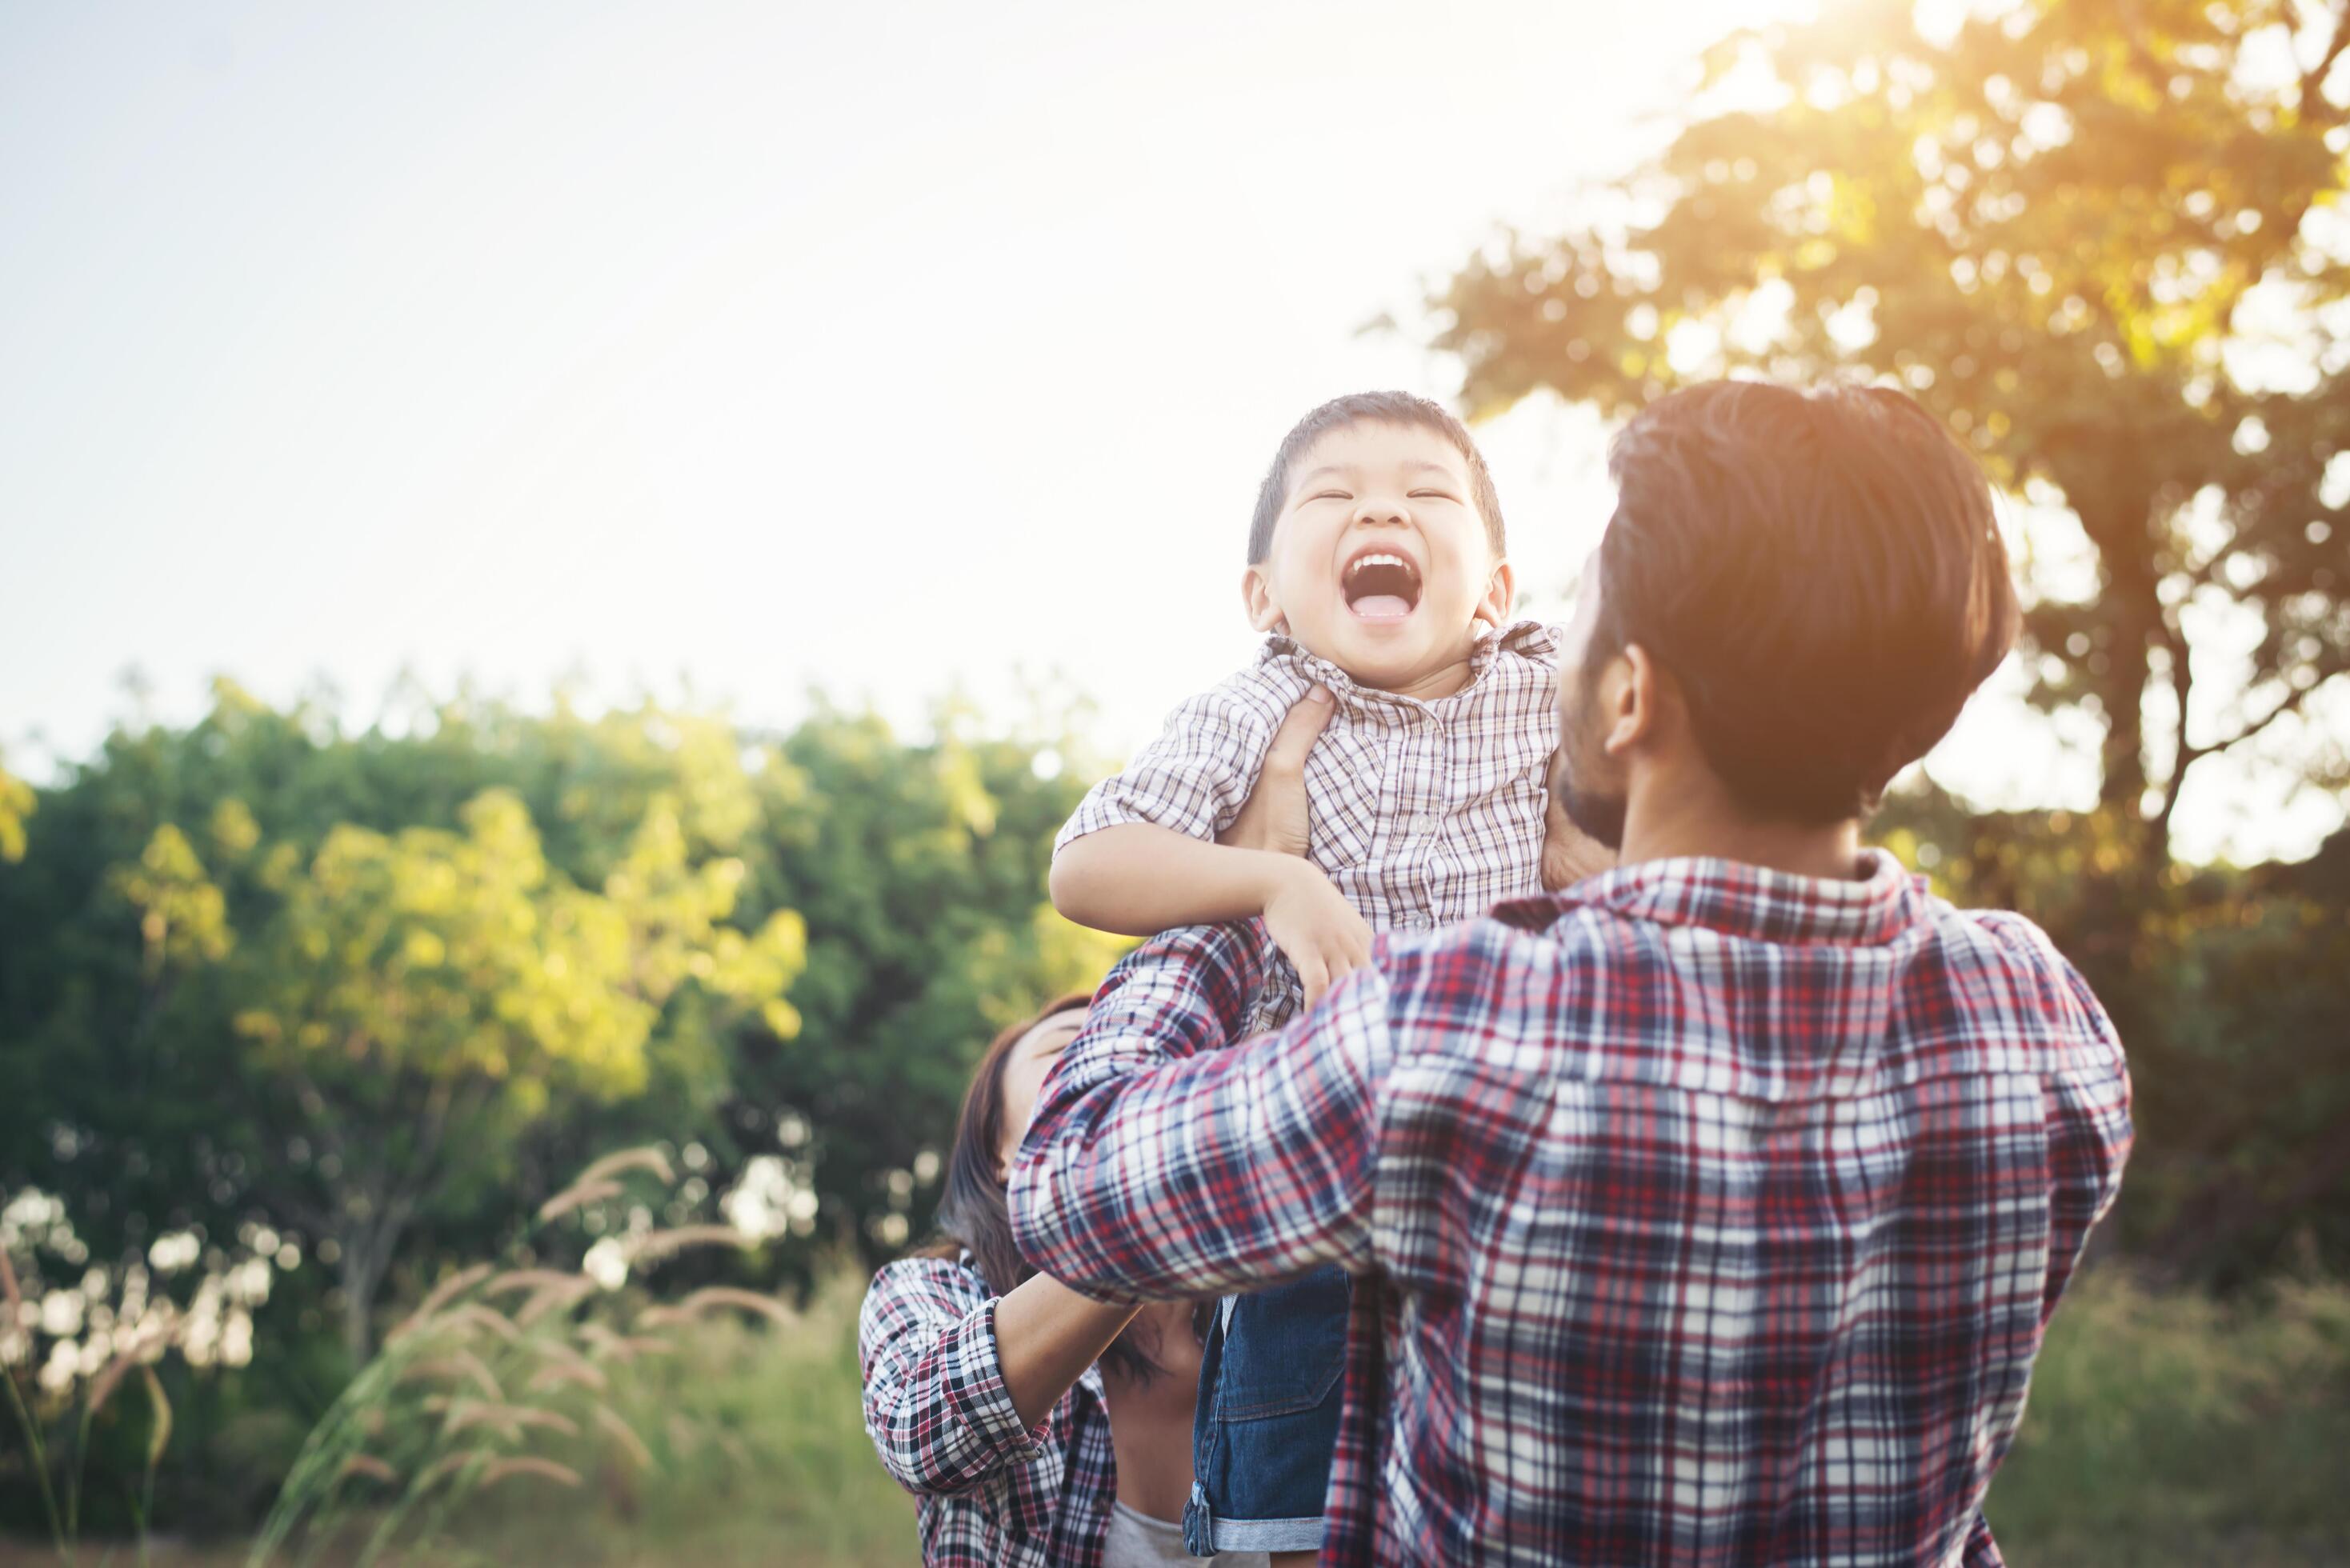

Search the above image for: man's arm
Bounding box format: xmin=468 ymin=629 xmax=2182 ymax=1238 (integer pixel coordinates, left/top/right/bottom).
xmin=1007 ymin=919 xmax=1390 ymax=1302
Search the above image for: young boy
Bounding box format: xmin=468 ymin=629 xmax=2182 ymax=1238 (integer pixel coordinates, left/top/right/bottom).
xmin=1050 ymin=390 xmax=1595 ymax=1560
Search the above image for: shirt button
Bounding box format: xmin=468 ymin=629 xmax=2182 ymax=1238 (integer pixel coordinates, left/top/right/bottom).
xmin=1412 ymin=813 xmax=1441 ymax=835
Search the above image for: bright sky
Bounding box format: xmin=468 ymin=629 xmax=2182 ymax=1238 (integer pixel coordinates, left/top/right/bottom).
xmin=2 ymin=0 xmax=2338 ymax=864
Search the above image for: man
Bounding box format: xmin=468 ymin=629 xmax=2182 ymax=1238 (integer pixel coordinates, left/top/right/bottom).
xmin=1009 ymin=381 xmax=2132 ymax=1565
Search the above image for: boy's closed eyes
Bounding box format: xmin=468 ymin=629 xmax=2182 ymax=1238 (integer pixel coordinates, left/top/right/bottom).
xmin=1239 ymin=422 xmax=1515 ymax=704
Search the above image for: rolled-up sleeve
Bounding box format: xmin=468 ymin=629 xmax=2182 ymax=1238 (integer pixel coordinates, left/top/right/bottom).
xmin=1054 ymin=679 xmax=1281 ymax=854
xmin=1008 ymin=919 xmax=1385 ymax=1303
xmin=857 ymin=1257 xmax=1047 ymax=1498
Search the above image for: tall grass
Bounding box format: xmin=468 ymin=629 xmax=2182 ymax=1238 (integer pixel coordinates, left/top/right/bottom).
xmin=226 ymin=1147 xmax=2350 ymax=1568
xmin=246 ymin=1150 xmax=919 ymax=1568
xmin=410 ymin=1274 xmax=917 ymax=1568
xmin=1987 ymin=1269 xmax=2350 ymax=1564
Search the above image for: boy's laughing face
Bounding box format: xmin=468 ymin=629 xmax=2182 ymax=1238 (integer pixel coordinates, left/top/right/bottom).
xmin=1243 ymin=420 xmax=1513 ymax=698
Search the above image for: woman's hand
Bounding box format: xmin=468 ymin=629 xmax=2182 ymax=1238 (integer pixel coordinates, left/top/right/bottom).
xmin=1218 ymin=685 xmax=1335 ymax=859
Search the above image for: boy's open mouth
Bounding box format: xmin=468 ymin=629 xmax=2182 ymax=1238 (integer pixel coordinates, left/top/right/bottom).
xmin=1343 ymin=549 xmax=1422 ymax=622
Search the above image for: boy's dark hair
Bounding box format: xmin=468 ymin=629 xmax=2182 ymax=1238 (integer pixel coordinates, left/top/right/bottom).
xmin=1248 ymin=390 xmax=1507 ymax=563
xmin=1591 ymin=380 xmax=2020 ymax=822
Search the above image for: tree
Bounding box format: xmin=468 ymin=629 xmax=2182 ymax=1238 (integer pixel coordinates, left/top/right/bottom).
xmin=0 ymin=686 xmax=805 ymax=1360
xmin=726 ymin=702 xmax=1127 ymax=1272
xmin=0 ymin=682 xmax=1119 ymax=1352
xmin=205 ymin=790 xmax=802 ymax=1358
xmin=0 ymin=746 xmax=30 ymax=863
xmin=1434 ymin=0 xmax=2350 ymax=862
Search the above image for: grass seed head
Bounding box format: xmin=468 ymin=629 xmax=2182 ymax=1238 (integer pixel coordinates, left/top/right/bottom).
xmin=479 ymin=1455 xmax=583 ymax=1490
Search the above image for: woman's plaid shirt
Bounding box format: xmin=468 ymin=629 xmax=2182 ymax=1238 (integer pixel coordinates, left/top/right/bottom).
xmin=1010 ymin=852 xmax=2133 ymax=1566
xmin=1055 ymin=619 xmax=1559 ymax=1031
xmin=857 ymin=1253 xmax=1117 ymax=1567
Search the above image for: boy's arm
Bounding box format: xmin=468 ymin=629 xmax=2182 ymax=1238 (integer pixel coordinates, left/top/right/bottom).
xmin=1051 ymin=826 xmax=1372 ymax=1004
xmin=1051 ymin=689 xmax=1371 ymax=1004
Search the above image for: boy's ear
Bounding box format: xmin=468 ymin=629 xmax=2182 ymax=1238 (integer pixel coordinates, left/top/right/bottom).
xmin=1242 ymin=566 xmax=1287 ymax=634
xmin=1475 ymin=559 xmax=1517 ymax=630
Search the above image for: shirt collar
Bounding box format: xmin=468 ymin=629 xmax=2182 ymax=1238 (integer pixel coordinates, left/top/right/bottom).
xmin=1492 ymin=848 xmax=1927 ymax=948
xmin=1258 ymin=618 xmax=1556 ymax=708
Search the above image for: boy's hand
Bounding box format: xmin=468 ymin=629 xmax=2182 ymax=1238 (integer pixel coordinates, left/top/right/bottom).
xmin=1540 ymin=748 xmax=1617 ymax=890
xmin=1261 ymin=857 xmax=1374 ymax=1008
xmin=1217 ymin=685 xmax=1335 ymax=860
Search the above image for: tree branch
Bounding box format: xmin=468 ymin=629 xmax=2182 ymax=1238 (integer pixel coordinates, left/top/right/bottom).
xmin=2301 ymin=0 xmax=2350 ymax=121
xmin=2181 ymin=667 xmax=2342 ymax=770
xmin=2153 ymin=618 xmax=2199 ymax=842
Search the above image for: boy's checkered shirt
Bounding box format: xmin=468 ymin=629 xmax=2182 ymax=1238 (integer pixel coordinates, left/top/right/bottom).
xmin=1055 ymin=617 xmax=1559 ymax=1029
xmin=1011 ymin=851 xmax=2134 ymax=1566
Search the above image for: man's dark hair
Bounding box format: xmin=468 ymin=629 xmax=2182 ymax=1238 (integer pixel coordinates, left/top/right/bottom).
xmin=1591 ymin=380 xmax=2020 ymax=822
xmin=1248 ymin=390 xmax=1507 ymax=563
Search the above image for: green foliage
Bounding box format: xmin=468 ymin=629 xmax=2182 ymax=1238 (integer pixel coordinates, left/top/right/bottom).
xmin=0 ymin=747 xmax=36 ymax=865
xmin=1435 ymin=0 xmax=2350 ymax=852
xmin=1987 ymin=1269 xmax=2350 ymax=1562
xmin=737 ymin=703 xmax=1126 ymax=1273
xmin=0 ymin=680 xmax=1115 ymax=1534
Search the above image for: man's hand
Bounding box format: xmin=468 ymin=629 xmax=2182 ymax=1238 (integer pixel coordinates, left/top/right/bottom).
xmin=1539 ymin=748 xmax=1616 ymax=890
xmin=1219 ymin=686 xmax=1367 ymax=1004
xmin=1218 ymin=685 xmax=1335 ymax=859
xmin=1261 ymin=856 xmax=1374 ymax=1007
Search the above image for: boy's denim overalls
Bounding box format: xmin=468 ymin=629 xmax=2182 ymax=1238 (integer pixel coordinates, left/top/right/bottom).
xmin=1183 ymin=1264 xmax=1351 ymax=1555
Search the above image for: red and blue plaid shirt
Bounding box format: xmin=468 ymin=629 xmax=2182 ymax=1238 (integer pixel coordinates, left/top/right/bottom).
xmin=1011 ymin=851 xmax=2132 ymax=1566
xmin=858 ymin=1253 xmax=1119 ymax=1567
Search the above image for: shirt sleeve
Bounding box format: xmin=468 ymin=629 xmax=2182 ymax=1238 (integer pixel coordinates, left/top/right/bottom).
xmin=2037 ymin=954 xmax=2134 ymax=1324
xmin=856 ymin=1256 xmax=1052 ymax=1498
xmin=1007 ymin=918 xmax=1388 ymax=1302
xmin=1980 ymin=913 xmax=2135 ymax=1324
xmin=1053 ymin=674 xmax=1287 ymax=855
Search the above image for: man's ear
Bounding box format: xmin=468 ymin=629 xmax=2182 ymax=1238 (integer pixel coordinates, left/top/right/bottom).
xmin=1600 ymin=642 xmax=1666 ymax=758
xmin=1475 ymin=559 xmax=1517 ymax=630
xmin=1242 ymin=565 xmax=1287 ymax=634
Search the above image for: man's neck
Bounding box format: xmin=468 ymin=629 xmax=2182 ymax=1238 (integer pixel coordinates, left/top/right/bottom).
xmin=1615 ymin=776 xmax=1866 ymax=882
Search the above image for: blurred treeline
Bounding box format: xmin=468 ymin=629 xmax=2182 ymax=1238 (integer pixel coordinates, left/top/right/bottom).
xmin=0 ymin=688 xmax=1123 ymax=1534
xmin=1 ymin=678 xmax=2342 ymax=1541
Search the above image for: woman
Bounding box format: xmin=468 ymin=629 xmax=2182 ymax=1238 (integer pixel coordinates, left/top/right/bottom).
xmin=860 ymin=694 xmax=1342 ymax=1566
xmin=859 ymin=993 xmax=1266 ymax=1567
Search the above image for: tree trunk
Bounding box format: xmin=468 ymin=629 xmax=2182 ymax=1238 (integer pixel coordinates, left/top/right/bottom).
xmin=2076 ymin=488 xmax=2167 ymax=866
xmin=338 ymin=1232 xmax=379 ymax=1364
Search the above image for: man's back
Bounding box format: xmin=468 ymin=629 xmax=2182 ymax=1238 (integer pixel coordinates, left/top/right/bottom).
xmin=1343 ymin=852 xmax=2129 ymax=1563
xmin=1011 ymin=851 xmax=2132 ymax=1565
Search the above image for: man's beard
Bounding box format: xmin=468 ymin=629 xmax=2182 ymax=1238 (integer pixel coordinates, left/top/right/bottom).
xmin=1554 ymin=678 xmax=1629 ymax=852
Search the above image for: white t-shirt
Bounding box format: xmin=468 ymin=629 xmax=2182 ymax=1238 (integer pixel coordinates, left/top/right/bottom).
xmin=1100 ymin=1500 xmax=1272 ymax=1568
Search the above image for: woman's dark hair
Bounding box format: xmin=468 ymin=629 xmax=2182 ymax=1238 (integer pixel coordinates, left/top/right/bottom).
xmin=922 ymin=992 xmax=1171 ymax=1382
xmin=1590 ymin=380 xmax=2021 ymax=822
